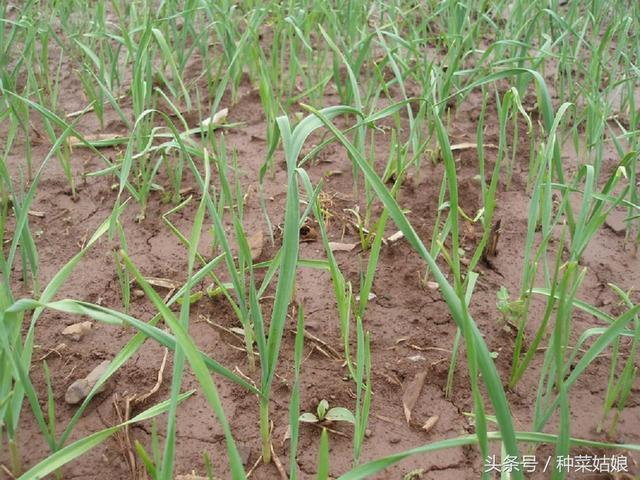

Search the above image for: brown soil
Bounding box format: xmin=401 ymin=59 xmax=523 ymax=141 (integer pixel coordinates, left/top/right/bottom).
xmin=2 ymin=43 xmax=640 ymax=480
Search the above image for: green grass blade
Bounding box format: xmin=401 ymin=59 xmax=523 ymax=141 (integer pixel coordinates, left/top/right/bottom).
xmin=316 ymin=428 xmax=330 ymax=480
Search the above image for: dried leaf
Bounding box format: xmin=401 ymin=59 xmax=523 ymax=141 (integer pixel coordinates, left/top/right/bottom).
xmin=386 ymin=231 xmax=404 ymax=243
xmin=402 ymin=370 xmax=428 ymax=424
xmin=407 ymin=354 xmax=426 ymax=362
xmin=373 ymin=413 xmax=404 ymax=427
xmin=482 ymin=219 xmax=502 ymax=263
xmin=425 ymin=281 xmax=439 ymax=290
xmin=201 ymin=108 xmax=228 ymax=129
xmin=176 ymin=473 xmax=221 ymax=480
xmin=282 ymin=424 xmax=292 ymax=444
xmin=247 ymin=230 xmax=264 ymax=261
xmin=142 ymin=277 xmax=179 ymax=289
xmin=355 ymin=292 xmax=376 ymax=302
xmin=450 ymin=142 xmax=498 ymax=151
xmin=133 ymin=348 xmax=168 ymax=405
xmin=328 ymin=241 xmax=357 ymax=252
xmin=421 ymin=415 xmax=439 ymax=433
xmin=229 ymin=327 xmax=245 ymax=336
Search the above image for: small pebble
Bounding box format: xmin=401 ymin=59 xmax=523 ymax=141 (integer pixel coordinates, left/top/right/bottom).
xmin=61 ymin=321 xmax=93 ymax=341
xmin=65 ymin=360 xmax=110 ymax=404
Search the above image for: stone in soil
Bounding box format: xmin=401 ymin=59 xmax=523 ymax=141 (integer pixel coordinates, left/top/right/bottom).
xmin=65 ymin=360 xmax=110 ymax=405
